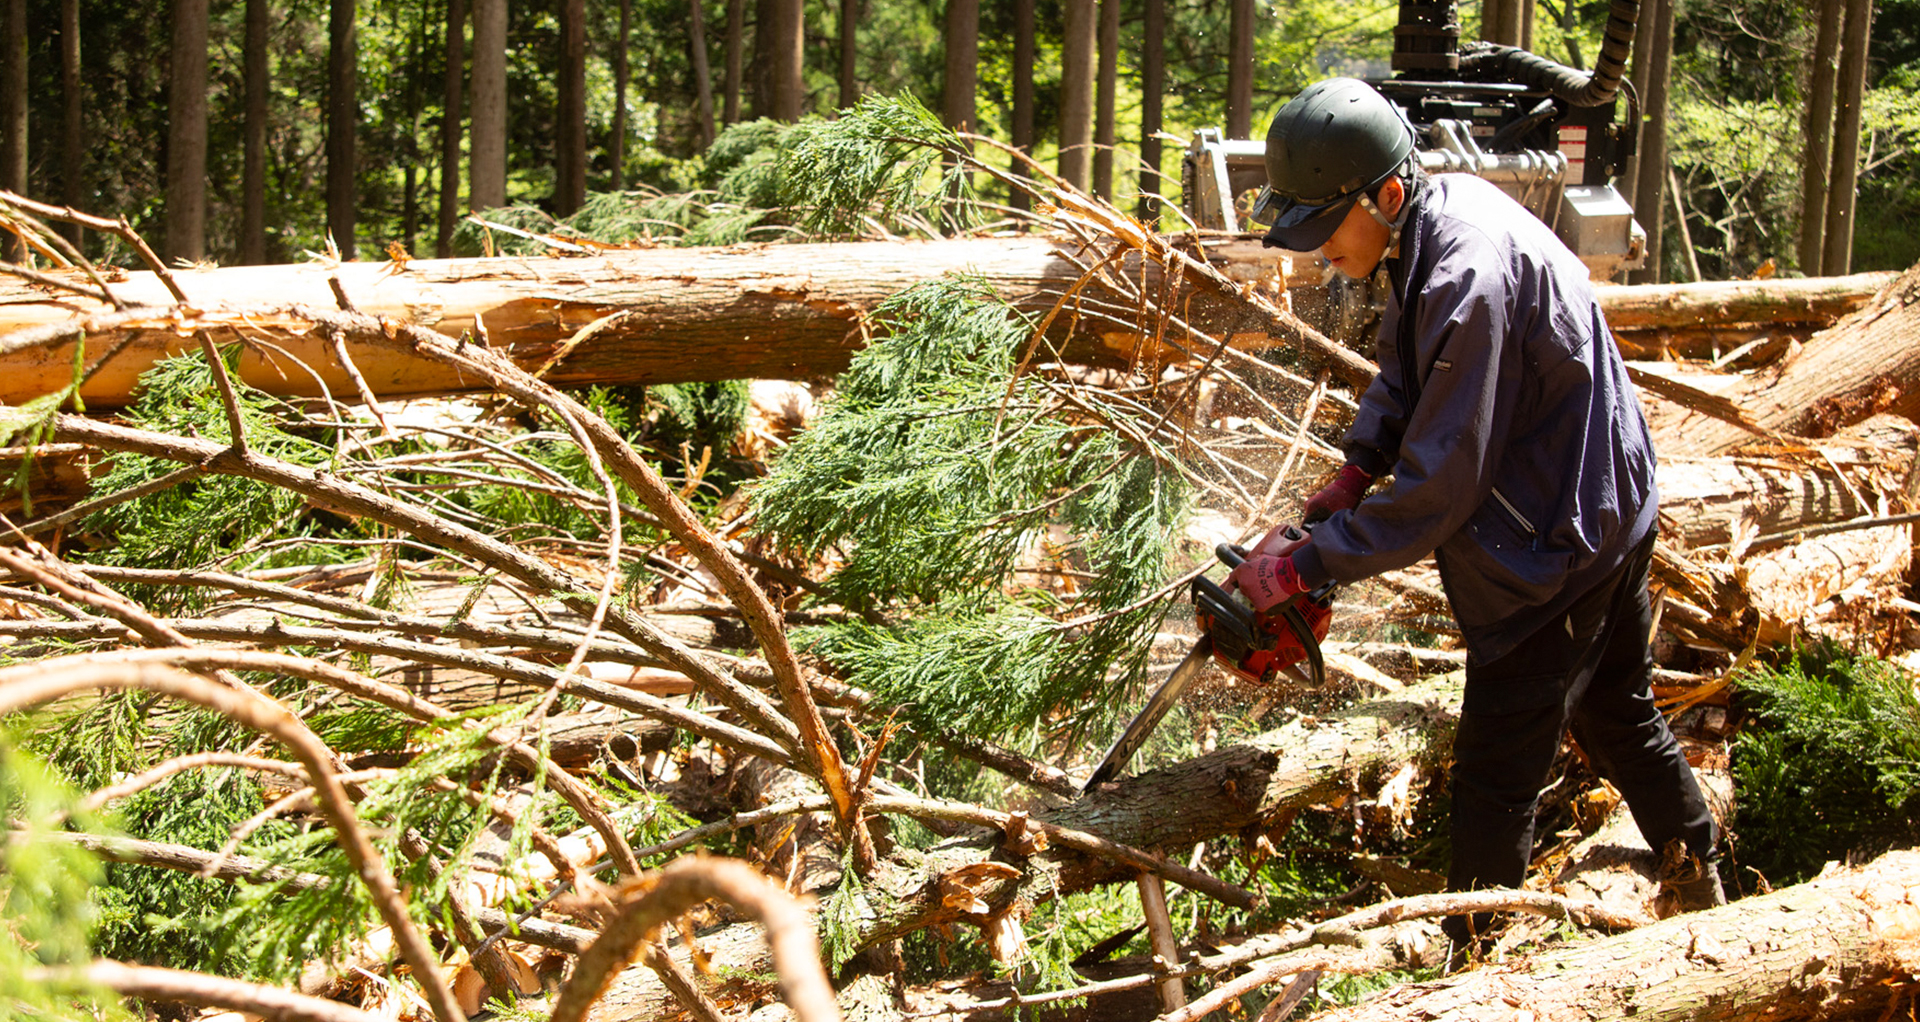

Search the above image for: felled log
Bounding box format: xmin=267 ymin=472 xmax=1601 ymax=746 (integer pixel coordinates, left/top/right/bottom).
xmin=0 ymin=237 xmax=1343 ymax=407
xmin=1312 ymin=848 xmax=1920 ymax=1022
xmin=1599 ymin=271 xmax=1895 ymax=331
xmin=1648 ymin=260 xmax=1920 ymax=456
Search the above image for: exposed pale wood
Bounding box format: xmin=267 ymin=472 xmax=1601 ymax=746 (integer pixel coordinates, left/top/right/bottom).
xmin=1648 ymin=262 xmax=1920 ymax=456
xmin=1313 ymin=849 xmax=1920 ymax=1022
xmin=0 ymin=238 xmax=1331 ymax=408
xmin=1598 ymin=271 xmax=1894 ymax=330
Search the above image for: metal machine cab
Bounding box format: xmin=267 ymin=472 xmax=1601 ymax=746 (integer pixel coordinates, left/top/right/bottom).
xmin=1182 ymin=0 xmax=1648 ymax=283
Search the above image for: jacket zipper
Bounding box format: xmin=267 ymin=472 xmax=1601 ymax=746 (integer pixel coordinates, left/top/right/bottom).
xmin=1490 ymin=487 xmax=1537 ymax=537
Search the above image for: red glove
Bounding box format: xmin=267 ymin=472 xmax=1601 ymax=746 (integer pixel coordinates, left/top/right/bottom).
xmin=1229 ymin=551 xmax=1311 ymax=614
xmin=1303 ymin=463 xmax=1374 ymax=525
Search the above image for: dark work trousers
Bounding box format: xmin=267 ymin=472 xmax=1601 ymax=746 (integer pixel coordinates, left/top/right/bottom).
xmin=1445 ymin=531 xmax=1716 ymax=938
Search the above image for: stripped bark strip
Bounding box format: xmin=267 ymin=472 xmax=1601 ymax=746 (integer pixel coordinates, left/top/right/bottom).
xmin=0 ymin=661 xmax=468 ymax=1022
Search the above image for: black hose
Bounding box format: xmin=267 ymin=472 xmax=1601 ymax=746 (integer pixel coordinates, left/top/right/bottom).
xmin=1457 ymin=0 xmax=1641 ymax=107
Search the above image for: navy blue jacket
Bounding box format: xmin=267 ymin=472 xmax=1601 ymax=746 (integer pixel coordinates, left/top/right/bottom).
xmin=1290 ymin=173 xmax=1659 ymax=663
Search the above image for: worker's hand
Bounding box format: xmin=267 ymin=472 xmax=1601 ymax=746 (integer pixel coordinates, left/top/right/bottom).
xmin=1229 ymin=552 xmax=1311 ymax=614
xmin=1302 ymin=463 xmax=1374 ymax=525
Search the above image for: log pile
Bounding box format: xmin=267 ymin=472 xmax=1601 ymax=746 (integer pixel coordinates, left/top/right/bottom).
xmin=4 ymin=180 xmax=1920 ymax=1022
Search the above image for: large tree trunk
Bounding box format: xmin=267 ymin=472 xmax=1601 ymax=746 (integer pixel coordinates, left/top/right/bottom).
xmin=1798 ymin=0 xmax=1845 ymax=276
xmin=1009 ymin=0 xmax=1036 ymax=213
xmin=59 ymin=0 xmax=82 ymax=249
xmin=1225 ymin=0 xmax=1253 ymax=139
xmin=0 ymin=237 xmax=1341 ymax=407
xmin=326 ymin=0 xmax=357 ymax=259
xmin=723 ymin=0 xmax=743 ymax=124
xmin=241 ymin=0 xmax=269 ymax=265
xmin=942 ymin=0 xmax=978 ymax=132
xmin=168 ymin=0 xmax=211 ymax=264
xmin=1627 ymin=0 xmax=1671 ymax=285
xmin=1137 ymin=0 xmax=1163 ymax=221
xmin=1092 ymin=0 xmax=1117 ymax=199
xmin=609 ymin=0 xmax=629 ymax=188
xmin=437 ymin=0 xmax=466 ymax=256
xmin=1316 ymin=849 xmax=1920 ymax=1022
xmin=754 ymin=0 xmax=803 ymax=121
xmin=837 ymin=0 xmax=857 ymax=109
xmin=0 ymin=0 xmax=24 ymax=254
xmin=557 ymin=0 xmax=588 ymax=215
xmin=1822 ymin=0 xmax=1874 ymax=277
xmin=1645 ymin=263 xmax=1920 ymax=457
xmin=688 ymin=0 xmax=717 ymax=148
xmin=469 ymin=0 xmax=507 ymax=213
xmin=1058 ymin=0 xmax=1095 ymax=190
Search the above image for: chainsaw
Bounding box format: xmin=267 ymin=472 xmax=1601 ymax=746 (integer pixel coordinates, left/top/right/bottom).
xmin=1082 ymin=528 xmax=1336 ymax=791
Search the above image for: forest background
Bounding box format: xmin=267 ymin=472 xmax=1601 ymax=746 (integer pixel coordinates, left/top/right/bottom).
xmin=0 ymin=0 xmax=1918 ymax=284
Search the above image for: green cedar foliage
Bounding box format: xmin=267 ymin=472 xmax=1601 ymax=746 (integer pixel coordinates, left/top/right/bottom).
xmin=753 ymin=279 xmax=1189 ymax=737
xmin=1731 ymin=643 xmax=1920 ymax=887
xmin=0 ymin=735 xmax=123 ymax=1019
xmin=79 ymin=348 xmax=338 ymax=584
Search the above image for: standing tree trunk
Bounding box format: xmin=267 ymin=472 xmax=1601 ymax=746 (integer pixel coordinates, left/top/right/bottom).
xmin=1797 ymin=0 xmax=1844 ymax=276
xmin=838 ymin=0 xmax=857 ymax=109
xmin=943 ymin=0 xmax=978 ymax=131
xmin=1225 ymin=0 xmax=1253 ymax=138
xmin=611 ymin=0 xmax=630 ymax=187
xmin=59 ymin=0 xmax=82 ymax=248
xmin=1058 ymin=0 xmax=1095 ymax=190
xmin=1092 ymin=0 xmax=1117 ymax=199
xmin=556 ymin=0 xmax=587 ymax=215
xmin=469 ymin=0 xmax=507 ymax=213
xmin=326 ymin=0 xmax=357 ymax=259
xmin=754 ymin=0 xmax=803 ymax=121
xmin=724 ymin=0 xmax=743 ymax=124
xmin=689 ymin=0 xmax=717 ymax=147
xmin=168 ymin=0 xmax=211 ymax=263
xmin=0 ymin=0 xmax=25 ymax=263
xmin=1009 ymin=0 xmax=1035 ymax=213
xmin=1627 ymin=0 xmax=1671 ymax=286
xmin=1137 ymin=0 xmax=1163 ymax=220
xmin=437 ymin=0 xmax=466 ymax=255
xmin=1617 ymin=0 xmax=1657 ymax=208
xmin=1822 ymin=0 xmax=1873 ymax=277
xmin=242 ymin=0 xmax=268 ymax=264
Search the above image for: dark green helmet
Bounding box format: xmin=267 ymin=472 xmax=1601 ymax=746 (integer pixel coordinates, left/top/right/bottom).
xmin=1257 ymin=78 xmax=1417 ymax=251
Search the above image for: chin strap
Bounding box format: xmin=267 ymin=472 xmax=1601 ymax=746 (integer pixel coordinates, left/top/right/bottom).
xmin=1354 ymin=183 xmax=1414 ymax=262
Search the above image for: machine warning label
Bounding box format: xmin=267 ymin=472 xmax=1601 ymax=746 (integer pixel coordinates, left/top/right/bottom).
xmin=1558 ymin=125 xmax=1589 ymax=182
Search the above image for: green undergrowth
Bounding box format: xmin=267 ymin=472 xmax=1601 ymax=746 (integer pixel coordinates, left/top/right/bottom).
xmin=1730 ymin=642 xmax=1920 ymax=891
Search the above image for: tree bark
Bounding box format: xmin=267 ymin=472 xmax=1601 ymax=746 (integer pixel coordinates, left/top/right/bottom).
xmin=1821 ymin=0 xmax=1873 ymax=277
xmin=1 ymin=0 xmax=27 ymax=261
xmin=608 ymin=0 xmax=629 ymax=189
xmin=1009 ymin=0 xmax=1036 ymax=213
xmin=1225 ymin=0 xmax=1254 ymax=139
xmin=242 ymin=0 xmax=269 ymax=264
xmin=557 ymin=0 xmax=588 ymax=215
xmin=1058 ymin=0 xmax=1095 ymax=190
xmin=943 ymin=0 xmax=978 ymax=132
xmin=1315 ymin=849 xmax=1920 ymax=1022
xmin=1601 ymin=271 xmax=1896 ymax=331
xmin=59 ymin=0 xmax=82 ymax=248
xmin=167 ymin=0 xmax=211 ymax=264
xmin=1093 ymin=0 xmax=1118 ymax=198
xmin=754 ymin=0 xmax=804 ymax=121
xmin=326 ymin=0 xmax=357 ymax=260
xmin=723 ymin=0 xmax=743 ymax=124
xmin=1797 ymin=0 xmax=1844 ymax=276
xmin=1137 ymin=0 xmax=1164 ymax=221
xmin=837 ymin=0 xmax=857 ymax=109
xmin=1644 ymin=261 xmax=1920 ymax=457
xmin=1617 ymin=0 xmax=1658 ymax=209
xmin=437 ymin=0 xmax=466 ymax=256
xmin=1627 ymin=0 xmax=1671 ymax=285
xmin=688 ymin=0 xmax=717 ymax=148
xmin=0 ymin=236 xmax=1340 ymax=407
xmin=469 ymin=0 xmax=507 ymax=213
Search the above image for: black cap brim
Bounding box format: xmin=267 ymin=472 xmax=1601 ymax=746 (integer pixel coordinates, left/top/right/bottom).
xmin=1260 ymin=196 xmax=1353 ymax=252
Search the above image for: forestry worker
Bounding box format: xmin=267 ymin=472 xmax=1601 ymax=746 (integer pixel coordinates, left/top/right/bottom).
xmin=1227 ymin=77 xmax=1726 ymax=947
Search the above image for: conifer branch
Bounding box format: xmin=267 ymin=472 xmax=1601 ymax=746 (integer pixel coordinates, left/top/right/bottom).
xmin=0 ymin=660 xmax=469 ymax=1022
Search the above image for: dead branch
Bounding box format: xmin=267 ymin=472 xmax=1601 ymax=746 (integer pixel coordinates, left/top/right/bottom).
xmin=550 ymin=854 xmax=841 ymax=1022
xmin=32 ymin=960 xmax=388 ymax=1022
